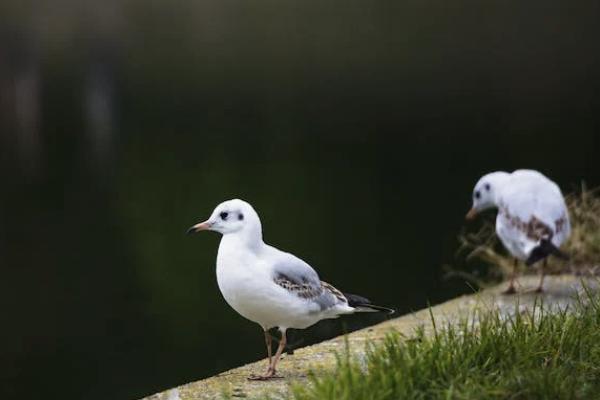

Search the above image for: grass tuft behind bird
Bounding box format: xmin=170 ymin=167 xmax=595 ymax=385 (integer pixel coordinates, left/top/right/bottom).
xmin=288 ymin=288 xmax=600 ymax=400
xmin=451 ymin=185 xmax=600 ymax=285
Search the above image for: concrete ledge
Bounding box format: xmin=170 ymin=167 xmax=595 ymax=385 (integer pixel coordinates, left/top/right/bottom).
xmin=141 ymin=275 xmax=593 ymax=400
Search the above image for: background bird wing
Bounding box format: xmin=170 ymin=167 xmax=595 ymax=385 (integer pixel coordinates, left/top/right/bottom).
xmin=501 ymin=175 xmax=569 ymax=236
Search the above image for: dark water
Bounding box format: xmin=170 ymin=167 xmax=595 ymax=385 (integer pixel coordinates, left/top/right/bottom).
xmin=1 ymin=1 xmax=599 ymax=399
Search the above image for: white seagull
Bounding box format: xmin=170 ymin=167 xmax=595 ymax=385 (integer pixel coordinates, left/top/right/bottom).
xmin=187 ymin=199 xmax=393 ymax=379
xmin=466 ymin=169 xmax=571 ymax=293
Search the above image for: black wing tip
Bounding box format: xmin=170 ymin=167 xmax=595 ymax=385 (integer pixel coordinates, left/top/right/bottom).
xmin=343 ymin=292 xmax=395 ymax=314
xmin=343 ymin=292 xmax=371 ymax=307
xmin=526 ymin=239 xmax=570 ymax=266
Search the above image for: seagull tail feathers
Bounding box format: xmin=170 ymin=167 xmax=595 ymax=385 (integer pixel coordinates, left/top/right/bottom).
xmin=344 ymin=292 xmax=395 ymax=315
xmin=526 ymin=239 xmax=570 ymax=266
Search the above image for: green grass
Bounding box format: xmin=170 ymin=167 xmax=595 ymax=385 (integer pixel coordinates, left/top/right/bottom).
xmin=289 ymin=292 xmax=600 ymax=400
xmin=453 ymin=185 xmax=600 ymax=285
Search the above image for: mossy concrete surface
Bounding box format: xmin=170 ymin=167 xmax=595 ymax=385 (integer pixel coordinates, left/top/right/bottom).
xmin=141 ymin=275 xmax=595 ymax=400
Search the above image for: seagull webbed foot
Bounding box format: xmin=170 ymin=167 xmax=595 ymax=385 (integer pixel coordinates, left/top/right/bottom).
xmin=247 ymin=371 xmax=284 ymax=381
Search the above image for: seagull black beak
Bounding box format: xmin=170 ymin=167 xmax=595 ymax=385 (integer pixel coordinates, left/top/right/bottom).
xmin=186 ymin=221 xmax=211 ymax=234
xmin=465 ymin=208 xmax=478 ymax=220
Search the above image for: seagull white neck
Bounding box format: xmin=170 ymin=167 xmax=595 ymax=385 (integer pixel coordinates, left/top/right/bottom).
xmin=219 ymin=226 xmax=264 ymax=254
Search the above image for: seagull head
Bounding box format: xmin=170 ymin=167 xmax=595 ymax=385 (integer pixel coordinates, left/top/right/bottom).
xmin=187 ymin=199 xmax=262 ymax=237
xmin=466 ymin=171 xmax=510 ymax=220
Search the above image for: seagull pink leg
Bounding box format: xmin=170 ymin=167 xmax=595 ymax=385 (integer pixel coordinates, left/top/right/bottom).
xmin=502 ymin=259 xmax=518 ymax=295
xmin=535 ymin=259 xmax=547 ymax=293
xmin=248 ymin=330 xmax=286 ymax=380
xmin=264 ymin=330 xmax=272 ymax=370
xmin=267 ymin=330 xmax=287 ymax=378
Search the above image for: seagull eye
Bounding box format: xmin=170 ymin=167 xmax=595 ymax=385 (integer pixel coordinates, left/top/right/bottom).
xmin=474 ymin=191 xmax=481 ymax=200
xmin=238 ymin=213 xmax=244 ymax=221
xmin=220 ymin=212 xmax=229 ymax=220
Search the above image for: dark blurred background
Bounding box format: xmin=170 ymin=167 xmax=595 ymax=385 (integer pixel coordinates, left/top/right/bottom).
xmin=1 ymin=0 xmax=598 ymax=399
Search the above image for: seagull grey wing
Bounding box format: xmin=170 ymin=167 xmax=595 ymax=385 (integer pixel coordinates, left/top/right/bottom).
xmin=273 ymin=271 xmax=323 ymax=300
xmin=271 ymin=253 xmax=321 ymax=285
xmin=271 ymin=256 xmax=342 ymax=310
